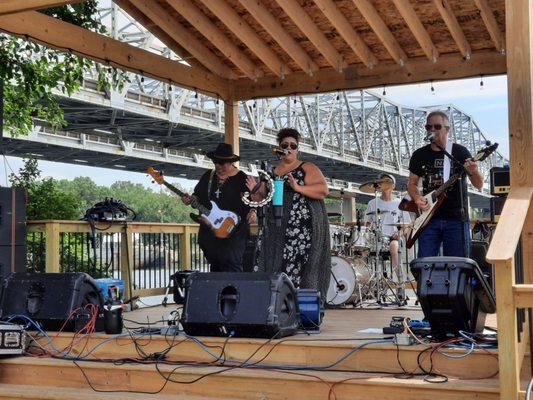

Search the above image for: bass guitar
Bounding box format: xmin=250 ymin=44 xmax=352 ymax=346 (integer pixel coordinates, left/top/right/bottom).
xmin=401 ymin=142 xmax=498 ymax=248
xmin=147 ymin=167 xmax=240 ymax=239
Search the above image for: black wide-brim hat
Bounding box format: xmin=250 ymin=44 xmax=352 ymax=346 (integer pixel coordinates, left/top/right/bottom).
xmin=206 ymin=143 xmax=240 ymax=163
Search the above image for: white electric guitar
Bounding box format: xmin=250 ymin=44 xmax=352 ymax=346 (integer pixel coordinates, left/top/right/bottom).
xmin=400 ymin=143 xmax=498 ymax=248
xmin=147 ymin=167 xmax=240 ymax=239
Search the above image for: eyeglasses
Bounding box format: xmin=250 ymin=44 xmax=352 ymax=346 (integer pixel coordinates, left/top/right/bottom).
xmin=280 ymin=142 xmax=298 ymax=150
xmin=425 ymin=124 xmax=446 ymax=131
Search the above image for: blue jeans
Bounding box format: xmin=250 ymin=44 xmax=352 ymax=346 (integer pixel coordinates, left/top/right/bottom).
xmin=417 ymin=219 xmax=471 ymax=258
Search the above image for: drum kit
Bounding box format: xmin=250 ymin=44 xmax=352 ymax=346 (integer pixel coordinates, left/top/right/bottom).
xmin=327 ymin=177 xmax=413 ymax=308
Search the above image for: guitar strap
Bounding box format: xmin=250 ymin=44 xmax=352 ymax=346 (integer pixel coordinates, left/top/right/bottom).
xmin=442 ymin=141 xmax=453 ymax=182
xmin=207 ymin=169 xmax=216 ymax=199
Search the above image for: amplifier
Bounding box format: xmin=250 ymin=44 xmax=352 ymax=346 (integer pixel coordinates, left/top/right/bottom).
xmin=491 ymin=196 xmax=506 ymax=223
xmin=490 ymin=167 xmax=510 ymax=196
xmin=0 ymin=323 xmax=26 ymax=355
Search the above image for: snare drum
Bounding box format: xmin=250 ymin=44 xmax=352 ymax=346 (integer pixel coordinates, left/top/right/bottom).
xmin=327 ymin=256 xmax=371 ymax=305
xmin=350 ymin=226 xmax=372 ymax=254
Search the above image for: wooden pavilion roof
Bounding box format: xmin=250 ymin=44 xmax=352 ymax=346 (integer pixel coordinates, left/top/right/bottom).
xmin=0 ymin=0 xmax=507 ymax=100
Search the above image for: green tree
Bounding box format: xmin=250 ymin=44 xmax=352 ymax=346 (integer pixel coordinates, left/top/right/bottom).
xmin=0 ymin=2 xmax=127 ymax=137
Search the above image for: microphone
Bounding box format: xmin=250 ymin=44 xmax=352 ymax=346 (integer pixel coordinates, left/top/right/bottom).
xmin=271 ymin=146 xmax=290 ymax=156
xmin=272 ymin=177 xmax=284 ymax=227
xmin=424 ymin=132 xmax=435 ymax=142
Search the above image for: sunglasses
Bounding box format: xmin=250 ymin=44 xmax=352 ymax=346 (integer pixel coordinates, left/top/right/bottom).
xmin=425 ymin=124 xmax=445 ymax=131
xmin=280 ymin=142 xmax=298 ymax=150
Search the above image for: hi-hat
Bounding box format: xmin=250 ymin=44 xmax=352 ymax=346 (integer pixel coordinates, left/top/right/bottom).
xmin=365 ymin=210 xmax=390 ymax=216
xmin=384 ymin=223 xmax=413 ymax=228
xmin=359 ymin=178 xmax=394 ymax=194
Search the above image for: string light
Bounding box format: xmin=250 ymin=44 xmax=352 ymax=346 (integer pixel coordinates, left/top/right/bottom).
xmin=480 ymin=75 xmax=484 ymax=91
xmin=430 ymin=80 xmax=435 ymax=95
xmin=382 ymin=85 xmax=386 ymax=96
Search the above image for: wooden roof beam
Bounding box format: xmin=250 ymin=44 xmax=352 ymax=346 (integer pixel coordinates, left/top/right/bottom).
xmin=474 ymin=0 xmax=505 ymax=54
xmin=128 ymin=0 xmax=236 ymax=79
xmin=233 ymin=50 xmax=505 ymax=100
xmin=0 ymin=11 xmax=229 ymax=98
xmin=433 ymin=0 xmax=471 ymax=59
xmin=114 ymin=0 xmax=206 ymax=71
xmin=0 ymin=0 xmax=81 ymax=16
xmin=391 ymin=0 xmax=439 ymax=62
xmin=198 ymin=0 xmax=288 ymax=78
xmin=274 ymin=0 xmax=345 ymax=71
xmin=166 ymin=0 xmax=260 ymax=80
xmin=313 ymin=0 xmax=378 ymax=69
xmin=237 ymin=0 xmax=318 ymax=74
xmin=353 ymin=0 xmax=408 ymax=66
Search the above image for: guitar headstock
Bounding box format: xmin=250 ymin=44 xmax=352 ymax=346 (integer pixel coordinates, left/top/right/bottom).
xmin=473 ymin=142 xmax=499 ymax=162
xmin=147 ymin=166 xmax=164 ymax=185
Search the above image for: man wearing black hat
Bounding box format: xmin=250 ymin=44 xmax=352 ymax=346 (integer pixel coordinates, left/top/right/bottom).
xmin=182 ymin=143 xmax=257 ymax=272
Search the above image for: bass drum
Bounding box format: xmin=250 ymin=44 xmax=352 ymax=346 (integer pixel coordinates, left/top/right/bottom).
xmin=327 ymin=256 xmax=371 ymax=306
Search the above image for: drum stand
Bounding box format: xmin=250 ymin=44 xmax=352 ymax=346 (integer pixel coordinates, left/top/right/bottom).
xmin=369 ymin=188 xmax=405 ymax=307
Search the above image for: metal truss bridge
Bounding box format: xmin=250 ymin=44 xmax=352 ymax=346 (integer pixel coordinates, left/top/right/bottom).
xmin=0 ymin=2 xmax=506 ymax=207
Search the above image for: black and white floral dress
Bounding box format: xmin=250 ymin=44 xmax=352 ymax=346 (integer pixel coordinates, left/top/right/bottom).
xmin=279 ymin=163 xmax=312 ymax=287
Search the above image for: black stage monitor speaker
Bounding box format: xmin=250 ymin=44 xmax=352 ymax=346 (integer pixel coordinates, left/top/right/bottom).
xmin=181 ymin=272 xmax=300 ymax=338
xmin=0 ymin=272 xmax=105 ymax=332
xmin=0 ymin=187 xmax=27 ymax=247
xmin=471 ymin=241 xmax=495 ymax=293
xmin=410 ymin=257 xmax=496 ymax=337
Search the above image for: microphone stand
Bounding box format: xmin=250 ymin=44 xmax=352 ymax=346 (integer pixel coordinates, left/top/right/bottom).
xmin=431 ymin=139 xmax=471 ymax=258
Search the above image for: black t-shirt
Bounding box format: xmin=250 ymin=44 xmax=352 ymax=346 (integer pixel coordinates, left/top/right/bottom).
xmin=408 ymin=143 xmax=471 ymax=220
xmin=193 ymin=169 xmax=250 ymax=235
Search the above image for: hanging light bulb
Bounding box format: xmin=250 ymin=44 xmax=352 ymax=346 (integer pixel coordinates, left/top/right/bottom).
xmin=194 ymin=91 xmax=198 ymax=99
xmin=382 ymin=85 xmax=386 ymax=96
xmin=430 ymin=80 xmax=435 ymax=95
xmin=480 ymin=75 xmax=484 ymax=91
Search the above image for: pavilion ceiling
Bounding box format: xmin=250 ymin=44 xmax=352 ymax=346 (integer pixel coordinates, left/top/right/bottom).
xmin=0 ymin=0 xmax=507 ymax=100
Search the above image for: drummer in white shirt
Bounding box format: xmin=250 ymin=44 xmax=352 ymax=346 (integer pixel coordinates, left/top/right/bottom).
xmin=363 ymin=173 xmax=411 ymax=297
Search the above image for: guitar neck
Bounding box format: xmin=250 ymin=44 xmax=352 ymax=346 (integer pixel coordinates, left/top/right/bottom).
xmin=433 ymin=174 xmax=460 ymax=199
xmin=162 ymin=181 xmax=210 ymax=215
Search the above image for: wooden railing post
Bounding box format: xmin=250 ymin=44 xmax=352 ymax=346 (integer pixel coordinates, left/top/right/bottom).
xmin=120 ymin=224 xmax=134 ymax=301
xmin=45 ymin=222 xmax=60 ymax=273
xmin=180 ymin=226 xmax=192 ymax=270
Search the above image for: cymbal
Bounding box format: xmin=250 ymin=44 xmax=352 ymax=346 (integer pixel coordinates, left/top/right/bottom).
xmin=384 ymin=223 xmax=413 ymax=228
xmin=365 ymin=210 xmax=390 ymax=216
xmin=359 ymin=178 xmax=394 ymax=194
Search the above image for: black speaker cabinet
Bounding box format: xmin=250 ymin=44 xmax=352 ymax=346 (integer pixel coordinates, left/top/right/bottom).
xmin=471 ymin=241 xmax=495 ymax=293
xmin=410 ymin=257 xmax=496 ymax=337
xmin=490 ymin=196 xmax=506 ymax=223
xmin=0 ymin=245 xmax=26 ymax=282
xmin=490 ymin=167 xmax=510 ymax=196
xmin=181 ymin=272 xmax=300 ymax=338
xmin=0 ymin=187 xmax=27 ymax=247
xmin=0 ymin=272 xmax=104 ymax=332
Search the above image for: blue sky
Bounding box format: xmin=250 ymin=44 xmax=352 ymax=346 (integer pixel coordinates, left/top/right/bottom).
xmin=1 ymin=75 xmax=509 ymax=190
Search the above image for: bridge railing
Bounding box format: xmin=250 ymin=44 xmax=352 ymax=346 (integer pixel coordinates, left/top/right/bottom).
xmin=27 ymin=221 xmax=208 ymax=300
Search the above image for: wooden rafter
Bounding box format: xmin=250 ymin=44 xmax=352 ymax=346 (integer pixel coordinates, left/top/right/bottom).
xmin=0 ymin=11 xmax=229 ymax=98
xmin=127 ymin=0 xmax=236 ymax=79
xmin=274 ymin=0 xmax=345 ymax=71
xmin=165 ymin=0 xmax=260 ymax=80
xmin=233 ymin=50 xmax=506 ymax=100
xmin=198 ymin=0 xmax=288 ymax=77
xmin=237 ymin=0 xmax=318 ymax=74
xmin=353 ymin=0 xmax=408 ymax=66
xmin=433 ymin=0 xmax=471 ymax=59
xmin=0 ymin=0 xmax=81 ymax=16
xmin=391 ymin=0 xmax=439 ymax=62
xmin=114 ymin=0 xmax=207 ymax=72
xmin=474 ymin=0 xmax=505 ymax=53
xmin=313 ymin=0 xmax=378 ymax=69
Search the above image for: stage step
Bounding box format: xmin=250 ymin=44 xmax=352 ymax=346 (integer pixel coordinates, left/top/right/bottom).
xmin=0 ymin=357 xmax=501 ymax=400
xmin=44 ymin=332 xmax=500 ymax=380
xmin=0 ymin=384 xmax=218 ymax=400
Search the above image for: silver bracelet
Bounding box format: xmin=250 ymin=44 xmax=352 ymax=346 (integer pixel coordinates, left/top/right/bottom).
xmin=242 ymin=169 xmax=274 ymax=208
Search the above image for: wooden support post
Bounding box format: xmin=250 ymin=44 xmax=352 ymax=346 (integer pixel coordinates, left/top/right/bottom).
xmin=180 ymin=226 xmax=192 ymax=270
xmin=495 ymin=259 xmax=521 ymax=400
xmin=506 ymin=0 xmax=533 ymax=188
xmin=45 ymin=222 xmax=60 ymax=273
xmin=120 ymin=224 xmax=134 ymax=301
xmin=224 ymin=100 xmax=239 ymax=157
xmin=342 ymin=197 xmax=356 ymax=223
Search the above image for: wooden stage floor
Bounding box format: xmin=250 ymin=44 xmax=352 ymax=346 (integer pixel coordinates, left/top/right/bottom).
xmin=0 ymin=305 xmax=511 ymax=400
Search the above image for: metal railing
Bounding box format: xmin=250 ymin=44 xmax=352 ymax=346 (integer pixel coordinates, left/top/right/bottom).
xmin=26 ymin=221 xmax=207 ymax=299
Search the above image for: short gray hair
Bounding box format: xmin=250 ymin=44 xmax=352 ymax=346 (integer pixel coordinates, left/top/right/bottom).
xmin=426 ymin=110 xmax=450 ymax=127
